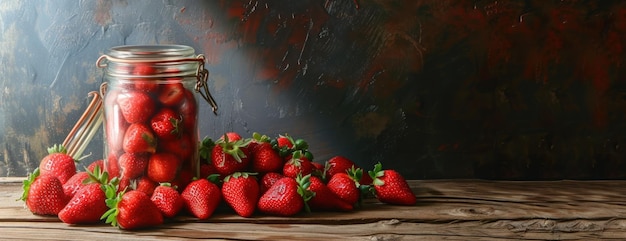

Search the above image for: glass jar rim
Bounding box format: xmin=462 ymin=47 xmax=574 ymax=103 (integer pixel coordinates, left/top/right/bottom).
xmin=106 ymin=44 xmax=196 ymax=60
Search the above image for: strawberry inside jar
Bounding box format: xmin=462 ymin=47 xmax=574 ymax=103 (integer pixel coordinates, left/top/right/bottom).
xmin=97 ymin=45 xmax=217 ymax=193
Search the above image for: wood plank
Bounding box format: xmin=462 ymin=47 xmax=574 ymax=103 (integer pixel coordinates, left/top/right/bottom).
xmin=3 ymin=179 xmax=626 ymax=240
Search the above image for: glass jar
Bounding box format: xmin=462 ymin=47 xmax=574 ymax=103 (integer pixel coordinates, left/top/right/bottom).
xmin=97 ymin=45 xmax=217 ymax=191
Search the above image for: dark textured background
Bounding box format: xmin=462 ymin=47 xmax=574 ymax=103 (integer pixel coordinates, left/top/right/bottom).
xmin=1 ymin=0 xmax=625 ymax=180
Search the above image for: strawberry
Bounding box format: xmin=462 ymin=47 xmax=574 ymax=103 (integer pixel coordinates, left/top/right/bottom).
xmin=211 ymin=135 xmax=252 ymax=176
xmin=283 ymin=150 xmax=314 ymax=178
xmin=63 ymin=171 xmax=90 ymax=198
xmin=181 ymin=178 xmax=221 ymax=220
xmin=105 ymin=152 xmax=120 ymax=179
xmin=150 ymin=108 xmax=183 ymax=141
xmin=58 ymin=167 xmax=111 ymax=224
xmin=259 ymin=172 xmax=284 ymax=195
xmin=307 ymin=176 xmax=353 ymax=212
xmin=219 ymin=132 xmax=242 ymax=142
xmin=123 ymin=123 xmax=157 ymax=154
xmin=151 ymin=183 xmax=184 ymax=218
xmin=327 ymin=172 xmax=360 ymax=206
xmin=247 ymin=132 xmax=271 ymax=153
xmin=325 ymin=156 xmax=356 ymax=178
xmin=160 ymin=133 xmax=193 ymax=162
xmin=102 ymin=189 xmax=164 ymax=230
xmin=20 ymin=168 xmax=69 ymax=216
xmin=116 ymin=90 xmax=156 ymax=124
xmin=325 ymin=156 xmax=372 ymax=185
xmin=257 ymin=175 xmax=313 ymax=216
xmin=276 ymin=134 xmax=294 ymax=149
xmin=368 ymin=163 xmax=416 ymax=206
xmin=158 ymin=83 xmax=185 ymax=106
xmin=133 ymin=176 xmax=158 ymax=196
xmin=347 ymin=165 xmax=373 ymax=186
xmin=117 ymin=178 xmax=132 ymax=194
xmin=147 ymin=152 xmax=181 ymax=183
xmin=221 ymin=172 xmax=259 ymax=218
xmin=132 ymin=63 xmax=159 ymax=92
xmin=87 ymin=159 xmax=105 ymax=173
xmin=38 ymin=144 xmax=76 ymax=184
xmin=273 ymin=134 xmax=310 ymax=158
xmin=273 ymin=134 xmax=295 ymax=157
xmin=251 ymin=142 xmax=283 ymax=173
xmin=177 ymin=89 xmax=197 ymax=131
xmin=59 ymin=183 xmax=108 ymax=224
xmin=118 ymin=153 xmax=150 ymax=180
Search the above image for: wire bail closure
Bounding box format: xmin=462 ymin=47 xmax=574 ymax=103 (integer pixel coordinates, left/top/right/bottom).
xmin=194 ymin=55 xmax=219 ymax=115
xmin=96 ymin=53 xmax=219 ymax=115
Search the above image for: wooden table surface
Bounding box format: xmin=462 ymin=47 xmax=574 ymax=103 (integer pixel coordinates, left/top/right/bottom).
xmin=1 ymin=177 xmax=625 ymax=241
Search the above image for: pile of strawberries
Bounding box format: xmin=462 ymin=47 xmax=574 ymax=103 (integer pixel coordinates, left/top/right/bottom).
xmin=20 ymin=132 xmax=416 ymax=230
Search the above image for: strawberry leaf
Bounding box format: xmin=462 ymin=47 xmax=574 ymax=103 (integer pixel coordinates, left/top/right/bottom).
xmin=101 ymin=183 xmax=123 ymax=228
xmin=18 ymin=168 xmax=40 ymax=202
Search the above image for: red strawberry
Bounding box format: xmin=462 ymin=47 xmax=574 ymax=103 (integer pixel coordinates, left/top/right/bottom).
xmin=259 ymin=172 xmax=284 ymax=195
xmin=150 ymin=108 xmax=183 ymax=141
xmin=63 ymin=171 xmax=90 ymax=198
xmin=123 ymin=123 xmax=157 ymax=154
xmin=347 ymin=165 xmax=372 ymax=186
xmin=117 ymin=90 xmax=156 ymax=124
xmin=283 ymin=151 xmax=314 ymax=178
xmin=105 ymin=152 xmax=120 ymax=179
xmin=221 ymin=172 xmax=259 ymax=218
xmin=102 ymin=190 xmax=164 ymax=230
xmin=211 ymin=136 xmax=252 ymax=176
xmin=117 ymin=178 xmax=132 ymax=194
xmin=133 ymin=177 xmax=158 ymax=196
xmin=251 ymin=142 xmax=283 ymax=173
xmin=58 ymin=183 xmax=108 ymax=224
xmin=307 ymin=176 xmax=353 ymax=212
xmin=87 ymin=159 xmax=105 ymax=173
xmin=257 ymin=176 xmax=312 ymax=216
xmin=59 ymin=165 xmax=111 ymax=224
xmin=327 ymin=172 xmax=360 ymax=206
xmin=219 ymin=132 xmax=242 ymax=142
xmin=181 ymin=178 xmax=221 ymax=220
xmin=368 ymin=163 xmax=416 ymax=205
xmin=118 ymin=153 xmax=150 ymax=180
xmin=247 ymin=132 xmax=271 ymax=153
xmin=20 ymin=168 xmax=69 ymax=216
xmin=326 ymin=156 xmax=372 ymax=185
xmin=38 ymin=144 xmax=76 ymax=184
xmin=132 ymin=64 xmax=159 ymax=92
xmin=325 ymin=156 xmax=356 ymax=177
xmin=160 ymin=133 xmax=193 ymax=162
xmin=177 ymin=90 xmax=197 ymax=131
xmin=276 ymin=134 xmax=294 ymax=149
xmin=147 ymin=152 xmax=181 ymax=183
xmin=151 ymin=183 xmax=184 ymax=218
xmin=158 ymin=83 xmax=185 ymax=106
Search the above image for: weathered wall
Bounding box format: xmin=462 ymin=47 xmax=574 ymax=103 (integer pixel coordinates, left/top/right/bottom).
xmin=1 ymin=0 xmax=625 ymax=180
